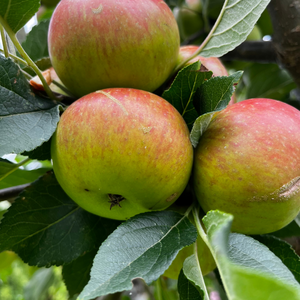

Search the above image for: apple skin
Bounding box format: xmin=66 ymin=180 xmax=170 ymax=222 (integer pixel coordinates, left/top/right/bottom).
xmin=186 ymin=0 xmax=202 ymax=13
xmin=193 ymin=98 xmax=300 ymax=234
xmin=48 ymin=0 xmax=180 ymax=97
xmin=51 ymin=88 xmax=193 ymax=220
xmin=177 ymin=45 xmax=236 ymax=105
xmin=246 ymin=25 xmax=262 ymax=41
xmin=178 ymin=45 xmax=229 ymax=78
xmin=164 ymin=234 xmax=216 ymax=279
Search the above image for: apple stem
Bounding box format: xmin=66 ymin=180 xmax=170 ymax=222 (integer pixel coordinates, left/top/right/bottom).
xmin=174 ymin=0 xmax=229 ymax=73
xmin=0 ymin=16 xmax=58 ymax=101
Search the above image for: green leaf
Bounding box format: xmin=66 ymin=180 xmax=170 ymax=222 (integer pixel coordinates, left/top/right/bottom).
xmin=22 ymin=138 xmax=52 ymax=161
xmin=0 ymin=172 xmax=120 ymax=267
xmin=0 ymin=158 xmax=50 ymax=189
xmin=0 ymin=158 xmax=19 ymax=179
xmin=78 ymin=211 xmax=197 ymax=300
xmin=0 ymin=209 xmax=7 ymax=221
xmin=177 ymin=254 xmax=210 ymax=300
xmin=271 ymin=216 xmax=300 ymax=238
xmin=243 ymin=63 xmax=297 ymax=100
xmin=21 ymin=19 xmax=50 ymax=62
xmin=178 ymin=268 xmax=204 ymax=300
xmin=24 ymin=268 xmax=55 ymax=300
xmin=254 ymin=235 xmax=300 ymax=284
xmin=203 ymin=211 xmax=300 ymax=300
xmin=189 ymin=72 xmax=242 ymax=148
xmin=190 ymin=112 xmax=217 ymax=148
xmin=0 ymin=0 xmax=40 ymax=33
xmin=195 ymin=72 xmax=243 ymax=115
xmin=0 ymin=165 xmax=49 ymax=190
xmin=0 ymin=56 xmax=61 ymax=156
xmin=201 ymin=0 xmax=271 ymax=57
xmin=62 ymin=249 xmax=98 ymax=298
xmin=162 ymin=61 xmax=212 ymax=129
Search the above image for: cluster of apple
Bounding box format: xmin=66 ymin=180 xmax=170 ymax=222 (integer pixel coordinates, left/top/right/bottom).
xmin=48 ymin=0 xmax=219 ymax=221
xmin=49 ymin=0 xmax=300 ymax=249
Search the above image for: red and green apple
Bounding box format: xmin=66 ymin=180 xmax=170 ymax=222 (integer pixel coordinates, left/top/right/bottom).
xmin=193 ymin=98 xmax=300 ymax=234
xmin=48 ymin=0 xmax=180 ymax=97
xmin=51 ymin=88 xmax=193 ymax=220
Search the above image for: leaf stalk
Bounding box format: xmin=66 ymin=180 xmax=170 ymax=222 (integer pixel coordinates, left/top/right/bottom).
xmin=0 ymin=24 xmax=9 ymax=57
xmin=0 ymin=157 xmax=31 ymax=182
xmin=174 ymin=0 xmax=229 ymax=73
xmin=0 ymin=16 xmax=57 ymax=100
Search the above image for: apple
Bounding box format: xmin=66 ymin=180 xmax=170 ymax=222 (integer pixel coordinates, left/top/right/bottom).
xmin=186 ymin=0 xmax=202 ymax=13
xmin=178 ymin=45 xmax=229 ymax=77
xmin=193 ymin=98 xmax=300 ymax=234
xmin=177 ymin=45 xmax=236 ymax=105
xmin=48 ymin=0 xmax=180 ymax=97
xmin=246 ymin=25 xmax=262 ymax=41
xmin=173 ymin=7 xmax=204 ymax=41
xmin=164 ymin=234 xmax=216 ymax=279
xmin=51 ymin=88 xmax=193 ymax=220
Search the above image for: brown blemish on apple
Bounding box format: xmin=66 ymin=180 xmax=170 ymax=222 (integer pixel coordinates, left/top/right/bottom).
xmin=92 ymin=4 xmax=103 ymax=14
xmin=166 ymin=193 xmax=178 ymax=202
xmin=84 ymin=189 xmax=90 ymax=192
xmin=108 ymin=194 xmax=126 ymax=209
xmin=97 ymin=91 xmax=129 ymax=115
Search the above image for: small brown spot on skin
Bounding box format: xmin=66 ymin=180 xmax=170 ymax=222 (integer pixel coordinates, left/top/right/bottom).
xmin=108 ymin=194 xmax=125 ymax=209
xmin=166 ymin=193 xmax=178 ymax=202
xmin=84 ymin=189 xmax=90 ymax=192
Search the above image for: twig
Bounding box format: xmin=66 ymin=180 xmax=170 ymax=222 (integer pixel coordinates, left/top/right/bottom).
xmin=0 ymin=184 xmax=30 ymax=202
xmin=0 ymin=16 xmax=58 ymax=100
xmin=268 ymin=0 xmax=300 ymax=89
xmin=221 ymin=41 xmax=277 ymax=63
